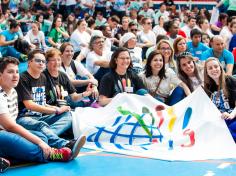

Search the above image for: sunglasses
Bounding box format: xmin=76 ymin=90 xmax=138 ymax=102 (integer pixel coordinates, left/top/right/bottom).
xmin=34 ymin=58 xmax=46 ymax=64
xmin=131 ymin=29 xmax=138 ymax=32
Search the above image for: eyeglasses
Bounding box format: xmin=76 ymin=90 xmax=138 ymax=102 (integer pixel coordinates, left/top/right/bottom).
xmin=34 ymin=58 xmax=46 ymax=64
xmin=160 ymin=47 xmax=171 ymax=51
xmin=94 ymin=40 xmax=104 ymax=44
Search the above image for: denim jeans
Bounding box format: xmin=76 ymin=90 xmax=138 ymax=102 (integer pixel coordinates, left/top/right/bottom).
xmin=1 ymin=46 xmax=21 ymax=59
xmin=16 ymin=112 xmax=72 ymax=148
xmin=225 ymin=119 xmax=236 ymax=142
xmin=0 ymin=130 xmax=47 ymax=163
xmin=168 ymin=86 xmax=186 ymax=106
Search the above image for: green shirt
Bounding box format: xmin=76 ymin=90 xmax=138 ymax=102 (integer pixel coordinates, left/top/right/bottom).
xmin=49 ymin=27 xmax=66 ymax=43
xmin=223 ymin=0 xmax=236 ymax=11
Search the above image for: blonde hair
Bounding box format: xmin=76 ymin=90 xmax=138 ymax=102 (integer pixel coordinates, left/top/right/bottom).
xmin=156 ymin=39 xmax=177 ymax=71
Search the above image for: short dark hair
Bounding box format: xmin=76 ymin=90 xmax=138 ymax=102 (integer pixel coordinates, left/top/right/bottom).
xmin=9 ymin=20 xmax=20 ymax=29
xmin=0 ymin=57 xmax=19 ymax=73
xmin=111 ymin=15 xmax=120 ymax=23
xmin=28 ymin=49 xmax=45 ymax=61
xmin=128 ymin=21 xmax=137 ymax=28
xmin=109 ymin=47 xmax=132 ymax=70
xmin=89 ymin=35 xmax=103 ymax=50
xmin=190 ymin=28 xmax=202 ymax=38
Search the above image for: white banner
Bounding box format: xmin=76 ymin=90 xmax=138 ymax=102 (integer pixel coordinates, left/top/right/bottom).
xmin=72 ymin=87 xmax=236 ymax=161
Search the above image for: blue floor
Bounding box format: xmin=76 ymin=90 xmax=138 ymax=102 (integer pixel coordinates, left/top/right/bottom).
xmin=19 ymin=62 xmax=27 ymax=74
xmin=3 ymin=149 xmax=236 ymax=176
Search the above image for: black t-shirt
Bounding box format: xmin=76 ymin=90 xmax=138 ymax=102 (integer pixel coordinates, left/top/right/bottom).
xmin=226 ymin=76 xmax=236 ymax=109
xmin=16 ymin=71 xmax=47 ymax=117
xmin=99 ymin=69 xmax=146 ymax=98
xmin=44 ymin=69 xmax=76 ymax=106
xmin=208 ymin=76 xmax=236 ymax=109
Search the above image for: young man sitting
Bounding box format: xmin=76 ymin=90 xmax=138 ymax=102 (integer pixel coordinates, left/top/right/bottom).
xmin=0 ymin=57 xmax=84 ymax=173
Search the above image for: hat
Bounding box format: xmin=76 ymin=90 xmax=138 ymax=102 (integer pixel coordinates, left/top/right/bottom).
xmin=119 ymin=32 xmax=136 ymax=47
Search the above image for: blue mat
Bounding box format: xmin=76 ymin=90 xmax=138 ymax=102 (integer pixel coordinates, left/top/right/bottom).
xmin=19 ymin=62 xmax=28 ymax=74
xmin=3 ymin=149 xmax=236 ymax=176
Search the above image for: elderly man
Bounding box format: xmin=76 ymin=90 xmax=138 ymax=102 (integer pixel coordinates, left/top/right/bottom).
xmin=201 ymin=35 xmax=234 ymax=75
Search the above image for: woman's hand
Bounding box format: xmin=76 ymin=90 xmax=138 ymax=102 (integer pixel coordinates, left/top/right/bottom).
xmin=221 ymin=112 xmax=235 ymax=120
xmin=92 ymin=86 xmax=99 ymax=99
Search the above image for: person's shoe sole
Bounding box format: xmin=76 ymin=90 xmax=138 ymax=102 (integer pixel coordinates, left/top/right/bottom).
xmin=70 ymin=136 xmax=86 ymax=160
xmin=0 ymin=158 xmax=10 ymax=173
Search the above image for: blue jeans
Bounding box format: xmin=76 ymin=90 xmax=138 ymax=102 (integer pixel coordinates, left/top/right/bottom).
xmin=16 ymin=112 xmax=72 ymax=148
xmin=0 ymin=130 xmax=47 ymax=164
xmin=225 ymin=119 xmax=236 ymax=142
xmin=1 ymin=46 xmax=21 ymax=59
xmin=168 ymin=86 xmax=186 ymax=106
xmin=94 ymin=67 xmax=110 ymax=83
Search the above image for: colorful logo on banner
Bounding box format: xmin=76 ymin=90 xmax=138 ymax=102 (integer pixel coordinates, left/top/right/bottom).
xmin=87 ymin=105 xmax=195 ymax=150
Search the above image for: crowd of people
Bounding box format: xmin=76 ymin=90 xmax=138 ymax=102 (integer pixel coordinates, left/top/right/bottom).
xmin=0 ymin=0 xmax=236 ymax=173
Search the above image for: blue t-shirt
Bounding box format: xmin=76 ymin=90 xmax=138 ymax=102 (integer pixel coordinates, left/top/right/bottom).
xmin=200 ymin=48 xmax=234 ymax=70
xmin=0 ymin=30 xmax=20 ymax=52
xmin=187 ymin=42 xmax=209 ymax=59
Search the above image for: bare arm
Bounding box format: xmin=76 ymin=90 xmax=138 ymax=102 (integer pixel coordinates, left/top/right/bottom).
xmin=225 ymin=64 xmax=233 ymax=76
xmin=55 ymin=27 xmax=70 ymax=39
xmin=0 ymin=35 xmax=16 ymax=46
xmin=23 ymin=100 xmax=57 ymax=114
xmin=179 ymin=82 xmax=191 ymax=96
xmin=23 ymin=100 xmax=71 ymax=115
xmin=94 ymin=60 xmax=110 ymax=68
xmin=48 ymin=37 xmax=60 ymax=48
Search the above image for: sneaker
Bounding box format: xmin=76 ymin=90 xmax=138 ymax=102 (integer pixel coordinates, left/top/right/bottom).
xmin=49 ymin=147 xmax=71 ymax=162
xmin=65 ymin=136 xmax=86 ymax=160
xmin=0 ymin=157 xmax=10 ymax=173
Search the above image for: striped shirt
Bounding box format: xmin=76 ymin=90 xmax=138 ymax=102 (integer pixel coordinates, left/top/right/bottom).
xmin=0 ymin=87 xmax=18 ymax=130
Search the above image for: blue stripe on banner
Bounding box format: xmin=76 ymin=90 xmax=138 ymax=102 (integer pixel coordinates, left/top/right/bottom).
xmin=112 ymin=116 xmax=122 ymax=127
xmin=129 ymin=121 xmax=141 ymax=145
xmin=125 ymin=114 xmax=132 ymax=122
xmin=114 ymin=143 xmax=129 ymax=150
xmin=87 ymin=132 xmax=96 ymax=142
xmin=141 ymin=147 xmax=148 ymax=150
xmin=110 ymin=121 xmax=125 ymax=143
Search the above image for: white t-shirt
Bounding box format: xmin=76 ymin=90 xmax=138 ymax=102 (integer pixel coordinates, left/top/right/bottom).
xmin=0 ymin=88 xmax=18 ymax=130
xmin=139 ymin=68 xmax=181 ymax=98
xmin=60 ymin=60 xmax=90 ymax=80
xmin=220 ymin=26 xmax=232 ymax=50
xmin=152 ymin=25 xmax=167 ymax=36
xmin=70 ymin=29 xmax=91 ymax=52
xmin=86 ymin=51 xmax=111 ymax=74
xmin=24 ymin=30 xmax=47 ymax=50
xmin=129 ymin=47 xmax=143 ymax=69
xmin=66 ymin=0 xmax=76 ymax=6
xmin=138 ymin=30 xmax=156 ymax=46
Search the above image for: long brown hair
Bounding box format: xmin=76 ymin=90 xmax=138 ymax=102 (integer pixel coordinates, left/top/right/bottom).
xmin=204 ymin=57 xmax=228 ymax=98
xmin=177 ymin=54 xmax=202 ymax=92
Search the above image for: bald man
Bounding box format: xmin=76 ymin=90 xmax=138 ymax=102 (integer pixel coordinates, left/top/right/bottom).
xmin=201 ymin=35 xmax=234 ymax=75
